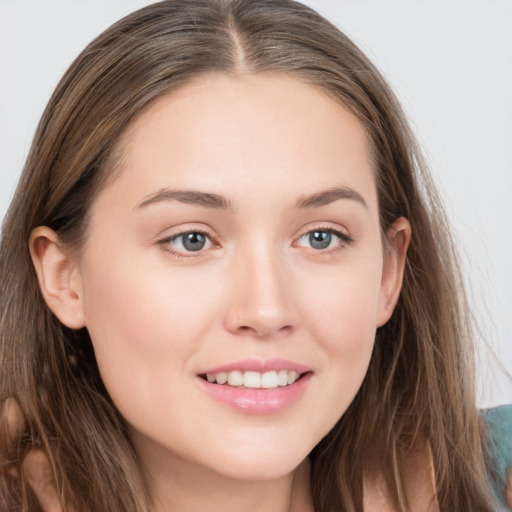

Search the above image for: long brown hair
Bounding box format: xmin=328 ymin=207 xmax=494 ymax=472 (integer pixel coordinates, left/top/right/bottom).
xmin=0 ymin=1 xmax=493 ymax=510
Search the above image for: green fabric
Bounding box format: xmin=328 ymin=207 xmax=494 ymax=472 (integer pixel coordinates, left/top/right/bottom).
xmin=482 ymin=404 xmax=512 ymax=511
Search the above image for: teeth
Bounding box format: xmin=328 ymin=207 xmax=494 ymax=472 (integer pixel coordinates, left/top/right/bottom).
xmin=216 ymin=372 xmax=228 ymax=385
xmin=287 ymin=371 xmax=298 ymax=385
xmin=261 ymin=371 xmax=278 ymax=388
xmin=244 ymin=371 xmax=261 ymax=388
xmin=227 ymin=371 xmax=243 ymax=386
xmin=205 ymin=369 xmax=302 ymax=388
xmin=277 ymin=369 xmax=288 ymax=386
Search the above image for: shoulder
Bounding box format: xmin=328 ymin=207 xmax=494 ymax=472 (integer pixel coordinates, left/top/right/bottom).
xmin=363 ymin=406 xmax=512 ymax=512
xmin=481 ymin=404 xmax=512 ymax=510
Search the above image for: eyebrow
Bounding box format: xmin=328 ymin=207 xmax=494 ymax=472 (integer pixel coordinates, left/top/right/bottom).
xmin=136 ymin=185 xmax=366 ymax=212
xmin=136 ymin=189 xmax=232 ymax=210
xmin=295 ymin=186 xmax=367 ymax=209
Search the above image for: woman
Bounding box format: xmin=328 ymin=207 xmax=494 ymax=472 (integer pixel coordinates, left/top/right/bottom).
xmin=0 ymin=1 xmax=510 ymax=510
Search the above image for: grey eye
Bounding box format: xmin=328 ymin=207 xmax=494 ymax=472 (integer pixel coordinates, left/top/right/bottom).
xmin=183 ymin=233 xmax=206 ymax=251
xmin=168 ymin=232 xmax=212 ymax=252
xmin=308 ymin=230 xmax=332 ymax=249
xmin=296 ymin=228 xmax=351 ymax=251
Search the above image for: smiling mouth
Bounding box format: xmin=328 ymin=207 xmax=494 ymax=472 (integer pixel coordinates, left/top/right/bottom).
xmin=199 ymin=370 xmax=310 ymax=389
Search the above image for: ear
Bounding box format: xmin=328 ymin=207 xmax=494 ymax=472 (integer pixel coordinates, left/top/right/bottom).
xmin=29 ymin=226 xmax=86 ymax=329
xmin=376 ymin=217 xmax=411 ymax=327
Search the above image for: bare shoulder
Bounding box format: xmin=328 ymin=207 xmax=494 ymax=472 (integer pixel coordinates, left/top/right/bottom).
xmin=363 ymin=440 xmax=439 ymax=512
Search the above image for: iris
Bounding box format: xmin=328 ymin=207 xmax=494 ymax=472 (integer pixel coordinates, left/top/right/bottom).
xmin=309 ymin=230 xmax=332 ymax=250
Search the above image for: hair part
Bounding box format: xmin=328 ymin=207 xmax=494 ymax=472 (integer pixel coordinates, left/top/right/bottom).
xmin=0 ymin=1 xmax=493 ymax=510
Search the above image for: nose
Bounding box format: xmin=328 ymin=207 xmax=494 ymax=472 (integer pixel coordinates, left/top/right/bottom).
xmin=223 ymin=244 xmax=299 ymax=340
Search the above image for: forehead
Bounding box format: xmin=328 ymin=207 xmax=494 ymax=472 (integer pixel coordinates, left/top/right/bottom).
xmin=101 ymin=73 xmax=377 ymax=212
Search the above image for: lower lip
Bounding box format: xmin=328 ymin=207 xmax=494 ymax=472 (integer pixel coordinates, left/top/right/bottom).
xmin=197 ymin=373 xmax=312 ymax=414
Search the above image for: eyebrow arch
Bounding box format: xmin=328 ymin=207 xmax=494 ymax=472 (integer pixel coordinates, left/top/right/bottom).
xmin=136 ymin=189 xmax=232 ymax=210
xmin=295 ymin=186 xmax=367 ymax=209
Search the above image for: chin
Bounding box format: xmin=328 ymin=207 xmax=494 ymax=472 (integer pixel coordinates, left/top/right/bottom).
xmin=202 ymin=443 xmax=308 ymax=482
xmin=216 ymin=458 xmax=303 ymax=482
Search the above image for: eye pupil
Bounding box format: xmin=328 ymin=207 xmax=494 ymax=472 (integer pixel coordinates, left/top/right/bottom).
xmin=183 ymin=232 xmax=206 ymax=251
xmin=309 ymin=230 xmax=331 ymax=249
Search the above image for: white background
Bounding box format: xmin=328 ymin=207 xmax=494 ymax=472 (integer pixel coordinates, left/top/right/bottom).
xmin=1 ymin=0 xmax=511 ymax=406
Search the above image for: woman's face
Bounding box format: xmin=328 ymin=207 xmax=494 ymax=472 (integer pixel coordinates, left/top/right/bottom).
xmin=69 ymin=74 xmax=406 ymax=481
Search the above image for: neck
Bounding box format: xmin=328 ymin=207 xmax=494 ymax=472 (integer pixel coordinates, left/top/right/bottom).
xmin=135 ymin=435 xmax=313 ymax=512
xmin=363 ymin=437 xmax=439 ymax=512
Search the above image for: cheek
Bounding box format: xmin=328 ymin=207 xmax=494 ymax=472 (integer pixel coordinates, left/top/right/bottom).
xmin=81 ymin=258 xmax=231 ymax=463
xmin=80 ymin=253 xmax=221 ymax=403
xmin=297 ymin=260 xmax=382 ymax=425
xmin=302 ymin=261 xmax=382 ymax=353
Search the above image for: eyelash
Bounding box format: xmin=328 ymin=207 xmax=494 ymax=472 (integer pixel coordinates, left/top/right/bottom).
xmin=293 ymin=226 xmax=354 ymax=255
xmin=157 ymin=225 xmax=353 ymax=259
xmin=157 ymin=227 xmax=217 ymax=259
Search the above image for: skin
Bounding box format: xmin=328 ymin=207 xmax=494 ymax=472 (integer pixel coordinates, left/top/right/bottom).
xmin=27 ymin=74 xmax=414 ymax=511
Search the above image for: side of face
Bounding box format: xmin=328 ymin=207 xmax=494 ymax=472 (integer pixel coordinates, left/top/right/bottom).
xmin=30 ymin=74 xmax=410 ymax=482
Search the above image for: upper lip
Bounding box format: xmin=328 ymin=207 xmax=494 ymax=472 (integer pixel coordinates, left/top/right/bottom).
xmin=198 ymin=358 xmax=312 ymax=375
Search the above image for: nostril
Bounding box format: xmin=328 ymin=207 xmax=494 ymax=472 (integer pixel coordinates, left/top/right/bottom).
xmin=234 ymin=324 xmax=295 ymax=338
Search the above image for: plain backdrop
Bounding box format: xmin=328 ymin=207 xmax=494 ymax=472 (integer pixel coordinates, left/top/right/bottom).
xmin=1 ymin=0 xmax=511 ymax=407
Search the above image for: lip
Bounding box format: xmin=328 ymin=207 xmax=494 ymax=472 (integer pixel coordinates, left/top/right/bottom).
xmin=196 ymin=358 xmax=312 ymax=415
xmin=199 ymin=358 xmax=311 ymax=375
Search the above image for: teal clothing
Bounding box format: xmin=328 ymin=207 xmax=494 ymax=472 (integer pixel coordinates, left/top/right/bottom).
xmin=482 ymin=404 xmax=512 ymax=511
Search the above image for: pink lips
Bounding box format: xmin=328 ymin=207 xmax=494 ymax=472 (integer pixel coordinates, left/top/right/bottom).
xmin=196 ymin=358 xmax=312 ymax=415
xmin=200 ymin=358 xmax=311 ymax=375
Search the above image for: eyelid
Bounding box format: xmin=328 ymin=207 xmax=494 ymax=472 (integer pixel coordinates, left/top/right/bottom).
xmin=156 ymin=225 xmax=219 ymax=258
xmin=292 ymin=223 xmax=354 ymax=251
xmin=155 ymin=222 xmax=353 ymax=259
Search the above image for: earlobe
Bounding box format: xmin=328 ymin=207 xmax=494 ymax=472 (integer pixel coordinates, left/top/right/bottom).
xmin=29 ymin=227 xmax=86 ymax=329
xmin=376 ymin=217 xmax=411 ymax=327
